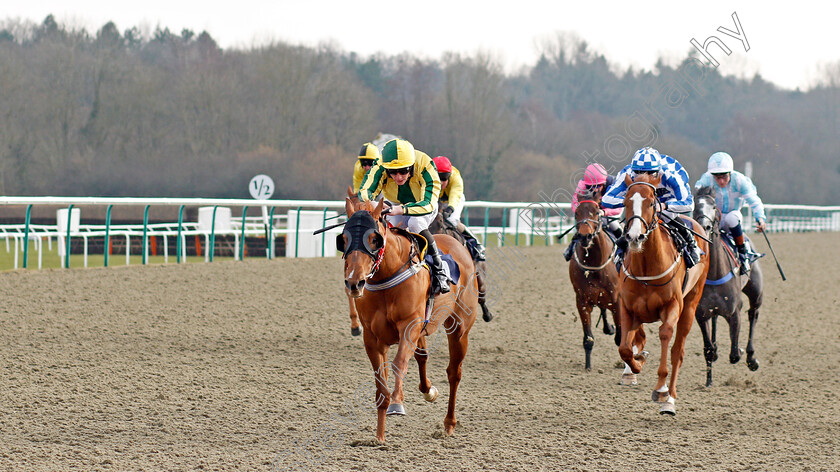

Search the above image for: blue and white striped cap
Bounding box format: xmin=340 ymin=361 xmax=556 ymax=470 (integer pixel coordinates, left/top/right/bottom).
xmin=630 ymin=147 xmax=662 ymax=172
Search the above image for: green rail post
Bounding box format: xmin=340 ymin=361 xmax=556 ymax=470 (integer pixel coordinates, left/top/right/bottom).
xmin=483 ymin=207 xmax=489 ymax=246
xmin=266 ymin=207 xmax=277 ymax=259
xmin=501 ymin=208 xmax=507 ymax=247
xmin=464 ymin=207 xmax=469 ymax=226
xmin=294 ymin=206 xmax=302 ymax=258
xmin=209 ymin=205 xmax=219 ymax=262
xmin=515 ymin=208 xmax=520 ymax=246
xmin=142 ymin=205 xmax=150 ymax=265
xmin=530 ymin=208 xmax=535 ymax=246
xmin=239 ymin=206 xmax=248 ymax=261
xmin=104 ymin=205 xmax=113 ymax=267
xmin=64 ymin=204 xmax=74 ymax=269
xmin=23 ymin=205 xmax=32 ymax=269
xmin=321 ymin=207 xmax=329 ymax=257
xmin=176 ymin=205 xmax=185 ymax=264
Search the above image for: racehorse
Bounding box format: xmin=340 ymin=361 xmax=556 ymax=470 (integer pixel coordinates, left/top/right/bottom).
xmin=428 ymin=203 xmax=493 ymax=322
xmin=567 ymin=186 xmax=620 ymax=371
xmin=693 ymin=186 xmax=763 ymax=387
xmin=617 ymin=173 xmax=709 ymax=415
xmin=340 ymin=191 xmax=479 ymax=442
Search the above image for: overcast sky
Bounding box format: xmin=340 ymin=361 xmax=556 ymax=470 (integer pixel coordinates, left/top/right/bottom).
xmin=4 ymin=1 xmax=839 ymax=90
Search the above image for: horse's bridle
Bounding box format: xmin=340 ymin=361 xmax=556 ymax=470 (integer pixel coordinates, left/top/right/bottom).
xmin=694 ymin=195 xmax=720 ymax=234
xmin=574 ymin=200 xmax=604 ymax=237
xmin=624 ymin=182 xmax=662 ymax=240
xmin=337 ymin=211 xmax=388 ymax=278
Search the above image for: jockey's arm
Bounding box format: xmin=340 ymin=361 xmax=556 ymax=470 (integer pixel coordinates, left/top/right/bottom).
xmin=402 ymin=160 xmax=441 ymax=216
xmin=446 ymin=169 xmax=465 ymax=209
xmin=601 ymin=168 xmax=630 ymax=209
xmin=357 ymin=164 xmax=385 ymax=201
xmin=661 ymin=171 xmax=694 ymax=214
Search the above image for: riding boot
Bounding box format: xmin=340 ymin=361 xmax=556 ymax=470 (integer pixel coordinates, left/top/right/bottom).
xmin=458 ymin=224 xmax=486 ymax=261
xmin=613 ymin=235 xmax=627 ymax=270
xmin=420 ymin=229 xmax=451 ymax=294
xmin=563 ymin=234 xmax=580 ymax=262
xmin=734 ymin=233 xmax=751 ymax=275
xmin=670 ymin=219 xmax=701 ymax=268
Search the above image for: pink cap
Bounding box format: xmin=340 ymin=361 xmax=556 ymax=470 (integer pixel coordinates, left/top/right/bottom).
xmin=582 ymin=163 xmax=608 ymax=186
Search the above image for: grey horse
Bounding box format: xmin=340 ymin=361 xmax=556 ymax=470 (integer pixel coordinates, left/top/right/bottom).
xmin=693 ymin=186 xmax=764 ymax=387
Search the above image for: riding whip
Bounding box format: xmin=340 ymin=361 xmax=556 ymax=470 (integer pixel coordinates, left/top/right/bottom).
xmin=761 ymin=230 xmax=787 ymax=281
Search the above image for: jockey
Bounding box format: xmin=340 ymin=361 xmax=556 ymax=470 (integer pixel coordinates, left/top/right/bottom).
xmin=563 ymin=163 xmax=624 ymax=262
xmin=352 ymin=142 xmax=381 ymax=193
xmin=694 ymin=151 xmax=766 ymax=275
xmin=358 ymin=138 xmax=451 ymax=293
xmin=431 ymin=156 xmax=487 ymax=261
xmin=602 ymin=147 xmax=702 ymax=268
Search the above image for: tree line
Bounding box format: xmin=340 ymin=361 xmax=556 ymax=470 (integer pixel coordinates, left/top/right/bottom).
xmin=1 ymin=16 xmax=838 ymax=205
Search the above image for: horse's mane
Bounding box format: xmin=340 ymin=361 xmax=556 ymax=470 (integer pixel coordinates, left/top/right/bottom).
xmin=696 ymin=185 xmax=715 ymax=199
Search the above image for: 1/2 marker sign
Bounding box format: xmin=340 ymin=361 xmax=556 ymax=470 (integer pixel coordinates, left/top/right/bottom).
xmin=249 ymin=174 xmax=275 ymax=200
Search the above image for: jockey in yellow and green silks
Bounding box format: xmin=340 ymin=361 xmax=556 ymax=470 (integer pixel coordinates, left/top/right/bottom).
xmin=352 ymin=142 xmax=380 ymax=194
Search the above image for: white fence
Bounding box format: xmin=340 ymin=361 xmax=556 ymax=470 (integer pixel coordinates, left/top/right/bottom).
xmin=0 ymin=196 xmax=838 ymax=269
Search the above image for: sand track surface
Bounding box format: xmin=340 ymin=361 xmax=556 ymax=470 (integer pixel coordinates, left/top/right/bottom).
xmin=1 ymin=233 xmax=838 ymax=471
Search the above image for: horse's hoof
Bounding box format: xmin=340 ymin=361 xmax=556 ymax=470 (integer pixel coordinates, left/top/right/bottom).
xmin=620 ymin=373 xmax=637 ymax=386
xmin=651 ymin=390 xmax=670 ymax=403
xmin=481 ymin=304 xmax=493 ymax=322
xmin=351 ymin=326 xmax=362 ymax=336
xmin=423 ymin=386 xmax=438 ymax=403
xmin=747 ymin=358 xmax=760 ymax=371
xmin=603 ymin=323 xmax=616 ymax=336
xmin=730 ymin=348 xmax=744 ymax=364
xmin=659 ymin=402 xmax=676 ymax=416
xmin=635 ymin=351 xmax=649 ymax=361
xmin=386 ymin=404 xmax=406 ymax=416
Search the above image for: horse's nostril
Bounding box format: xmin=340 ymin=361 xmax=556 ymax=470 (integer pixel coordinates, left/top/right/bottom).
xmin=356 ymin=280 xmax=366 ymax=291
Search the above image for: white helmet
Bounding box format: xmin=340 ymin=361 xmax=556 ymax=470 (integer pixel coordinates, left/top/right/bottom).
xmin=707 ymin=152 xmax=734 ymax=174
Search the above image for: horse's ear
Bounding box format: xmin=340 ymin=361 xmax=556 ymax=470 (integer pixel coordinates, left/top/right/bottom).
xmin=624 ymin=173 xmax=633 ymax=186
xmin=371 ymin=197 xmax=385 ymax=220
xmin=345 ymin=197 xmax=355 ymax=218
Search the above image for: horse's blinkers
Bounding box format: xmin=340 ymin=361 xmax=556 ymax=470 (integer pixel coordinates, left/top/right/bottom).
xmin=337 ymin=211 xmax=384 ymax=260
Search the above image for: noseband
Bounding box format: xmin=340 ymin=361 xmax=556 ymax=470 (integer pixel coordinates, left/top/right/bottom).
xmin=624 ymin=182 xmax=661 ymax=239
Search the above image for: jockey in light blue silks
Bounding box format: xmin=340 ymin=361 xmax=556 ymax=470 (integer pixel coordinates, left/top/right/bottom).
xmin=602 ymin=147 xmax=703 ymax=268
xmin=694 ymin=151 xmax=767 ymax=275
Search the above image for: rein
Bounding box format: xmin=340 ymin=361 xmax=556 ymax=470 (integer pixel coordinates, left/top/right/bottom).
xmin=572 ymin=200 xmax=615 ymax=271
xmin=622 ymin=181 xmax=680 ymax=286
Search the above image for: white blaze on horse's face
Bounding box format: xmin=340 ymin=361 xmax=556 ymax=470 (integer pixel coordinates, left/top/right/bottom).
xmin=626 ymin=192 xmax=646 ymax=247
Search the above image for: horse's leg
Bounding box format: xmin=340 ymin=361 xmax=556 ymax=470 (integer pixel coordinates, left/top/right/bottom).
xmin=576 ymin=296 xmax=595 ymax=371
xmin=347 ymin=290 xmax=361 ymax=336
xmin=652 ymin=301 xmax=681 ymax=404
xmin=387 ymin=318 xmax=423 ymax=416
xmin=744 ymin=269 xmax=763 ymax=371
xmin=664 ymin=292 xmax=701 ymax=415
xmin=618 ymin=304 xmax=647 ymax=385
xmin=727 ymin=308 xmax=743 ymax=365
xmin=711 ymin=315 xmax=719 ymax=362
xmin=475 ymin=262 xmax=493 ymax=322
xmin=696 ymin=313 xmax=716 ymax=387
xmin=444 ymin=328 xmax=469 ymax=436
xmin=363 ymin=332 xmax=390 ymax=442
xmin=414 ymin=335 xmax=438 ymax=402
xmin=600 ymin=307 xmax=616 ymax=335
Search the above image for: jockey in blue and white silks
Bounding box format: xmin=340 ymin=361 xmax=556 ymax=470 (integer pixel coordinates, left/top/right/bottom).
xmin=602 ymin=149 xmax=694 ymax=214
xmin=694 ymin=151 xmax=766 ymax=274
xmin=602 ymin=147 xmax=702 ymax=268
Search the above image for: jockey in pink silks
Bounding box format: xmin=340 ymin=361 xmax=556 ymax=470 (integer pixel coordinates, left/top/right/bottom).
xmin=564 ymin=163 xmax=624 ymax=261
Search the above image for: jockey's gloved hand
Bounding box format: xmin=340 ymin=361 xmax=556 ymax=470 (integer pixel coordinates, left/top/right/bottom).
xmin=442 ymin=206 xmax=454 ymax=218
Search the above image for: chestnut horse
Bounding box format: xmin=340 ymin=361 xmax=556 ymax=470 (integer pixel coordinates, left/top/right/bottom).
xmin=568 ymin=187 xmax=619 ymax=371
xmin=693 ymin=186 xmax=763 ymax=387
xmin=341 ymin=194 xmax=478 ymax=442
xmin=617 ymin=173 xmax=709 ymax=415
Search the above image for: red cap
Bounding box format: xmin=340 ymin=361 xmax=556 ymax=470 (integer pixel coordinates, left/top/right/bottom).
xmin=432 ymin=156 xmax=452 ymax=174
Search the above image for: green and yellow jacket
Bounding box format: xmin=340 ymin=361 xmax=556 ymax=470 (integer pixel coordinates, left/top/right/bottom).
xmin=439 ymin=165 xmax=464 ymax=209
xmin=358 ymin=150 xmax=441 ymax=216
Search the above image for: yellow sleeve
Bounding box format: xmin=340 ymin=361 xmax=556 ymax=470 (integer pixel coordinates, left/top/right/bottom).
xmin=358 ymin=164 xmax=386 ymax=201
xmin=403 ymin=151 xmax=440 ymax=216
xmin=352 ymin=161 xmax=365 ymax=193
xmin=446 ymin=167 xmax=465 ymax=208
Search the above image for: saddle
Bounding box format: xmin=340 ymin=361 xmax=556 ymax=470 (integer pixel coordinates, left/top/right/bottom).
xmin=720 ymin=231 xmax=765 ymax=265
xmin=393 ymin=227 xmax=459 ymax=294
